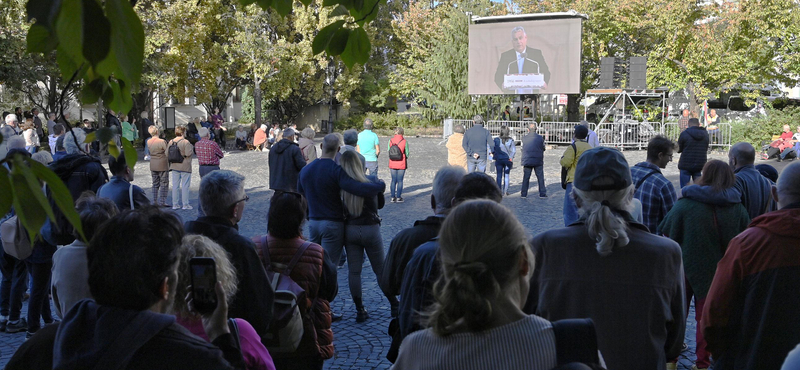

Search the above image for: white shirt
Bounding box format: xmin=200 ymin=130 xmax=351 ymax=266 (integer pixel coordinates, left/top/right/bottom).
xmin=515 ymin=48 xmax=527 ymax=74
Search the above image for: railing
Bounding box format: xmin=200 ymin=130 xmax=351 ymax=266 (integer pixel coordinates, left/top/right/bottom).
xmin=538 ymin=122 xmax=583 ymax=145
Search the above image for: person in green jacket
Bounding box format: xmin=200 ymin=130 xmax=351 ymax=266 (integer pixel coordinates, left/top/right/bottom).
xmin=659 ymin=159 xmax=750 ymax=370
xmin=120 ymin=114 xmax=138 ymax=142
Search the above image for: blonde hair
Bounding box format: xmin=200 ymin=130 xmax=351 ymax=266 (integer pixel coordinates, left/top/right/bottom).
xmin=339 ymin=150 xmax=368 ymax=217
xmin=173 ymin=235 xmax=239 ymax=316
xmin=429 ymin=200 xmax=533 ymax=336
xmin=572 ymin=182 xmax=634 ymax=256
xmin=148 ymin=125 xmax=160 ymax=137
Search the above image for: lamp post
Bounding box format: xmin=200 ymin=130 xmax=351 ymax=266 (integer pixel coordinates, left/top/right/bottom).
xmin=326 ymin=61 xmax=337 ymax=133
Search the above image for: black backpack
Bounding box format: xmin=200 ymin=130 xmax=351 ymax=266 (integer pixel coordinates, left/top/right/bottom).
xmin=388 ymin=139 xmax=404 ymax=161
xmin=550 ymin=318 xmax=605 ymax=370
xmin=168 ymin=139 xmax=185 ymax=163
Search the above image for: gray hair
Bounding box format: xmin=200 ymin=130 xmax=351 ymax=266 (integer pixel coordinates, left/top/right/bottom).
xmin=472 ymin=115 xmax=483 ymax=125
xmin=64 ymin=128 xmax=87 ymax=154
xmin=4 ymin=114 xmax=18 ymax=126
xmin=528 ymin=122 xmax=537 ymax=131
xmin=6 ymin=135 xmax=25 ymax=150
xmin=777 ymin=162 xmax=800 ymax=205
xmin=433 ymin=166 xmax=467 ymax=214
xmin=363 ymin=118 xmax=374 ymax=130
xmin=573 ymin=184 xmax=635 ymax=256
xmin=322 ymin=133 xmax=340 ymax=154
xmin=343 ymin=129 xmax=359 ymax=146
xmin=140 ymin=111 xmax=148 ymax=119
xmin=511 ymin=26 xmax=526 ymax=37
xmin=301 ymin=127 xmax=315 ymax=140
xmin=333 ymin=132 xmax=344 ymax=146
xmin=49 ymin=112 xmax=56 ymax=119
xmin=454 ymin=125 xmax=465 ymax=134
xmin=198 ymin=127 xmax=210 ymax=138
xmin=199 ymin=170 xmax=246 ymax=217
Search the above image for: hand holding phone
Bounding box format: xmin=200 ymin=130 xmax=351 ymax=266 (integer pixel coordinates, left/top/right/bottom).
xmin=190 ymin=257 xmax=218 ymax=315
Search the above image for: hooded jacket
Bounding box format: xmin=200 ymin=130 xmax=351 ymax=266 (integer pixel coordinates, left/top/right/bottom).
xmin=185 ymin=217 xmax=275 ymax=340
xmin=733 ymin=165 xmax=776 ymax=220
xmin=5 ymin=300 xmax=245 ymax=370
xmin=702 ymin=203 xmax=800 ymax=370
xmin=677 ymin=126 xmax=709 ymax=172
xmin=268 ymin=139 xmax=306 ymax=192
xmin=297 ymin=137 xmax=317 ymax=164
xmin=659 ymin=185 xmax=750 ymax=298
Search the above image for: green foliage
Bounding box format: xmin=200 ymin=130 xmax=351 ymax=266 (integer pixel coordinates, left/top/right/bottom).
xmin=240 ymin=87 xmax=266 ymax=124
xmin=730 ymin=107 xmax=800 ymax=148
xmin=337 ymin=112 xmax=439 ymax=134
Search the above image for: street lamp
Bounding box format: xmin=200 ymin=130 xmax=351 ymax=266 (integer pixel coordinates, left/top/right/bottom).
xmin=326 ymin=61 xmax=337 ymax=133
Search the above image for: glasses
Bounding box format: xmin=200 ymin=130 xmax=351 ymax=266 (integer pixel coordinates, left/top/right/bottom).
xmin=230 ymin=194 xmax=249 ymax=208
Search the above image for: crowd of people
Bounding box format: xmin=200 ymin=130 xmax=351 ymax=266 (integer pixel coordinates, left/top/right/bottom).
xmin=2 ymin=106 xmax=800 ymax=370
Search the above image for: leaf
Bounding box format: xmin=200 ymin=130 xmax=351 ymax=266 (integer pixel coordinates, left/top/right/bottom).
xmin=297 ymin=0 xmax=313 ymax=7
xmin=13 ymin=157 xmax=57 ymax=224
xmin=95 ymin=127 xmax=115 ymax=144
xmin=107 ymin=79 xmax=132 ymax=113
xmin=349 ymin=0 xmax=381 ymax=26
xmin=121 ymin=138 xmax=138 ymax=170
xmin=312 ymin=20 xmax=345 ymax=55
xmin=0 ymin=167 xmax=13 ymax=217
xmin=328 ymin=27 xmax=350 ymax=56
xmin=55 ymin=0 xmax=83 ymax=67
xmin=106 ymin=0 xmax=145 ymax=85
xmin=26 ymin=24 xmax=57 ymax=53
xmin=254 ymin=0 xmax=274 ymax=9
xmin=274 ymin=0 xmax=293 ymax=16
xmin=10 ymin=170 xmax=47 ymax=244
xmin=81 ymin=78 xmax=106 ymax=104
xmin=56 ymin=45 xmax=82 ymax=80
xmin=340 ymin=27 xmax=370 ymax=68
xmin=81 ymin=0 xmax=111 ymax=67
xmin=353 ymin=0 xmax=363 ymax=11
xmin=28 ymin=160 xmax=84 ymax=241
xmin=26 ymin=0 xmax=59 ymax=26
xmin=330 ymin=5 xmax=350 ymax=17
xmin=108 ymin=142 xmax=120 ymax=158
xmin=322 ymin=0 xmax=341 ymax=6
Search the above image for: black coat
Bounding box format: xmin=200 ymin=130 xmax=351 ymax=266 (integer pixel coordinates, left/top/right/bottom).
xmin=185 ymin=217 xmax=275 ymax=339
xmin=494 ymin=46 xmax=551 ymax=94
xmin=678 ymin=126 xmax=709 ymax=172
xmin=521 ymin=132 xmax=546 ymax=167
xmin=380 ymin=215 xmax=446 ymax=296
xmin=268 ymin=139 xmax=306 ymax=192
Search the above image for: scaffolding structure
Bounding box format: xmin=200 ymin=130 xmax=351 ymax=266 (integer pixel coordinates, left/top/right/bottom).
xmin=584 ymin=88 xmax=668 ymax=149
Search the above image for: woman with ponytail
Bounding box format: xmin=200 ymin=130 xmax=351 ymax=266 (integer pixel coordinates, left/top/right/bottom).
xmin=526 ymin=147 xmax=686 ymax=370
xmin=393 ymin=200 xmax=559 ymax=370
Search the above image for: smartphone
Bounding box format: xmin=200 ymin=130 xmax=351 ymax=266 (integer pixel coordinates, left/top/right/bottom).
xmin=189 ymin=257 xmax=217 ymax=315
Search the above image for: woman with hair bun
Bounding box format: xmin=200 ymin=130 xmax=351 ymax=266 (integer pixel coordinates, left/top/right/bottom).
xmin=393 ymin=199 xmax=559 ymax=370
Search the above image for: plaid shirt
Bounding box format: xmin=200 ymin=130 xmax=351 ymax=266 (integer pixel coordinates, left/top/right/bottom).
xmin=631 ymin=161 xmax=677 ymax=234
xmin=195 ymin=138 xmax=223 ymax=166
xmin=678 ymin=116 xmax=690 ymax=131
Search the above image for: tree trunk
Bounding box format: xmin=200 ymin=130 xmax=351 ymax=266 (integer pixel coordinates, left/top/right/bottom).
xmin=686 ymin=80 xmax=700 ymax=118
xmin=254 ymin=83 xmax=262 ymax=126
xmin=567 ymin=94 xmax=581 ymax=122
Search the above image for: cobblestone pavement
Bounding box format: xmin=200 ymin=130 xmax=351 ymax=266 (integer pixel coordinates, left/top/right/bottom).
xmin=4 ymin=135 xmax=778 ymax=368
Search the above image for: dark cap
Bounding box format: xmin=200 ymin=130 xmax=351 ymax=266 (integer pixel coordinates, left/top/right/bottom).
xmin=573 ymin=147 xmax=632 ymax=191
xmin=755 ymin=164 xmax=778 ymax=183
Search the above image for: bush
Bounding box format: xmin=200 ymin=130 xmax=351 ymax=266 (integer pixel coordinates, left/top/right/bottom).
xmin=337 ymin=112 xmax=440 ymax=136
xmin=730 ymin=107 xmax=800 ymax=148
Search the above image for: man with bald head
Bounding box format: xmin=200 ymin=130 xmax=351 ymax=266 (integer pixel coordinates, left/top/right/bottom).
xmin=702 ymin=162 xmax=800 ymax=370
xmin=729 ymin=142 xmax=775 ymax=219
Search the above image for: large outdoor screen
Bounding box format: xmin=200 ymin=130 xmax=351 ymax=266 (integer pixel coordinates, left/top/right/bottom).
xmin=468 ymin=17 xmax=582 ymax=95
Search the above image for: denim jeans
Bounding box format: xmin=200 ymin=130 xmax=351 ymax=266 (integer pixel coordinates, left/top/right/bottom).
xmin=308 ymin=220 xmax=346 ymax=271
xmin=521 ymin=165 xmax=546 ymax=197
xmin=0 ymin=251 xmax=28 ymax=321
xmin=679 ymin=170 xmax=702 ymax=188
xmin=197 ymin=165 xmax=220 ymax=217
xmin=365 ymin=161 xmax=378 ymax=177
xmin=144 ymin=138 xmax=151 ymax=156
xmin=467 ymin=156 xmax=487 ymax=173
xmin=780 ymin=147 xmax=796 ymax=160
xmin=390 ymin=169 xmax=406 ymax=198
xmin=25 ymin=260 xmax=53 ymax=332
xmin=563 ymin=182 xmax=579 ymax=227
xmin=495 ymin=159 xmax=512 ymax=194
xmin=344 ymin=224 xmax=397 ymax=309
xmin=171 ymin=170 xmax=192 ymax=207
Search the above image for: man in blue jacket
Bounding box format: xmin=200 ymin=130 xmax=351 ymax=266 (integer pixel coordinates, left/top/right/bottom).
xmin=461 ymin=115 xmax=492 ymax=173
xmin=677 ymin=118 xmax=709 ymax=188
xmin=520 ymin=122 xmax=546 ymax=198
xmin=97 ymin=153 xmax=150 ymax=211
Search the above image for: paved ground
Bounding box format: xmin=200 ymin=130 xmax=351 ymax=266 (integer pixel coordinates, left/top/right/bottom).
xmin=2 ymin=135 xmax=786 ymax=368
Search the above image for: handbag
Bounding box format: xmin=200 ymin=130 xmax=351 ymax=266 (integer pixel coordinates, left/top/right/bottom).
xmin=1 ymin=216 xmax=33 ymax=260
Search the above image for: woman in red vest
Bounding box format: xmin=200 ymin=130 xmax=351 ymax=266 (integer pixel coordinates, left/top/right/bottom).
xmin=388 ymin=127 xmax=409 ymax=203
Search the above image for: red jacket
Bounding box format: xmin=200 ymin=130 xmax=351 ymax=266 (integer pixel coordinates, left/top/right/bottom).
xmin=388 ymin=135 xmax=408 ymax=170
xmin=702 ymin=204 xmax=800 ymax=370
xmin=252 ymin=235 xmax=334 ymax=360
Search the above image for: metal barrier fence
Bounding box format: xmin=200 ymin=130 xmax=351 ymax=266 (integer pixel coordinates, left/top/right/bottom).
xmin=443 ymin=119 xmax=732 ymax=149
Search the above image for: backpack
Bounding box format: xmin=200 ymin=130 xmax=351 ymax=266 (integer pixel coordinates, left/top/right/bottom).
xmin=560 ymin=143 xmax=577 ymax=190
xmin=1 ymin=216 xmax=33 ymax=260
xmin=168 ymin=139 xmax=185 ymax=164
xmin=389 ymin=138 xmax=405 ymax=161
xmin=259 ymin=236 xmax=307 ymax=353
xmin=550 ymin=318 xmax=605 ymax=370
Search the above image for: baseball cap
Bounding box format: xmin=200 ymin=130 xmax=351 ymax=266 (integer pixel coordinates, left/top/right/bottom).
xmin=573 ymin=147 xmax=632 ymax=191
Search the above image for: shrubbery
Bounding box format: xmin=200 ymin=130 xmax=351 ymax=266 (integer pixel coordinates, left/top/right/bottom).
xmin=729 ymin=107 xmax=800 ymax=148
xmin=337 ymin=112 xmax=441 ymax=136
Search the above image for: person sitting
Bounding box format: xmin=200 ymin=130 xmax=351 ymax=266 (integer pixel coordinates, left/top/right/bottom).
xmin=97 ymin=153 xmax=150 ymax=211
xmin=765 ymin=124 xmax=794 ymax=160
xmin=393 ymin=200 xmax=562 ymax=370
xmin=251 ymin=192 xmax=337 ymax=370
xmin=51 ymin=192 xmax=119 ymax=318
xmin=6 ymin=206 xmax=247 ymax=370
xmin=526 ymin=147 xmax=685 ymax=370
xmin=778 ymin=125 xmax=800 ymax=161
xmin=174 ymin=235 xmax=276 ymax=370
xmin=235 ymin=125 xmax=248 ymax=150
xmin=184 ymin=170 xmax=275 ymax=341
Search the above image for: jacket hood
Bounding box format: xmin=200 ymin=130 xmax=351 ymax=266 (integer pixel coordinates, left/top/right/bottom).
xmin=53 ymin=300 xmax=175 ymax=370
xmin=686 ymin=126 xmax=707 ymax=140
xmin=271 ymin=139 xmax=296 ymax=154
xmin=50 ymin=153 xmax=102 ymax=180
xmin=749 ymin=204 xmax=800 ymax=238
xmin=681 ymin=184 xmax=742 ymax=206
xmin=298 ymin=137 xmax=314 ymax=148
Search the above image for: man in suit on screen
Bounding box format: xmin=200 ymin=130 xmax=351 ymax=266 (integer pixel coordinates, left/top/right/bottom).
xmin=494 ymin=26 xmax=551 ymax=94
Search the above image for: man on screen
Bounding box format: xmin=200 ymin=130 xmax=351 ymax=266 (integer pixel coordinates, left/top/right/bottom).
xmin=494 ymin=26 xmax=551 ymax=94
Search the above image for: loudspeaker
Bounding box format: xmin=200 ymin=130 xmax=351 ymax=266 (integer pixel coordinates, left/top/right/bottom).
xmin=628 ymin=57 xmax=647 ymax=89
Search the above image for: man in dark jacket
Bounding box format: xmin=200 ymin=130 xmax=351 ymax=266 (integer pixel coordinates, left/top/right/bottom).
xmin=703 ymin=162 xmax=800 ymax=370
xmin=520 ymin=122 xmax=546 ymax=198
xmin=268 ymin=128 xmax=306 ymax=193
xmin=185 ymin=170 xmax=274 ymax=340
xmin=462 ymin=115 xmax=492 ymax=173
xmin=105 ymin=109 xmax=121 ymax=129
xmin=677 ymin=118 xmax=709 ymax=188
xmin=729 ymin=142 xmax=776 ymax=219
xmin=6 ymin=207 xmax=246 ymax=370
xmin=97 ymin=153 xmax=149 ymax=211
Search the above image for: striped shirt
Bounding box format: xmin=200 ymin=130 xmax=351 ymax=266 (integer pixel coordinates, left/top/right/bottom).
xmin=391 ymin=315 xmax=557 ymax=370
